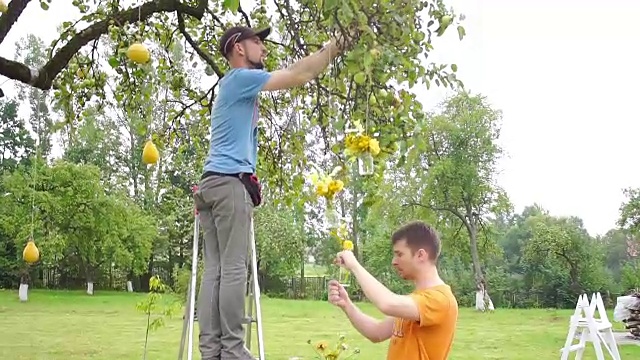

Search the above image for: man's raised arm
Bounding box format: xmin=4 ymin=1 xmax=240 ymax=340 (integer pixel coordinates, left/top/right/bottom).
xmin=262 ymin=37 xmax=347 ymax=91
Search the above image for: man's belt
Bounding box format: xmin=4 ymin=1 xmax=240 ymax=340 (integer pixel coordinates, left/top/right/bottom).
xmin=200 ymin=171 xmax=262 ymax=207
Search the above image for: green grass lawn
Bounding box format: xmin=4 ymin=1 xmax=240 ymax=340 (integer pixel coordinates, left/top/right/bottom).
xmin=1 ymin=289 xmax=639 ymax=360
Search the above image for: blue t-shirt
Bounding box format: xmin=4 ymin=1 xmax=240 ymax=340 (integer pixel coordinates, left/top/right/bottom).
xmin=203 ymin=68 xmax=271 ymax=175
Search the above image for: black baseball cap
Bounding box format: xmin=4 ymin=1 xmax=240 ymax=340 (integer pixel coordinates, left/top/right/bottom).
xmin=219 ymin=26 xmax=271 ymax=58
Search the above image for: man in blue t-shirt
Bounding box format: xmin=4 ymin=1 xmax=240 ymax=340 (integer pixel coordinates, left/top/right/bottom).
xmin=192 ymin=25 xmax=351 ymax=360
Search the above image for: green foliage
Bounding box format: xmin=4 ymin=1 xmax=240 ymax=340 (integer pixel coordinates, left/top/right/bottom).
xmin=172 ymin=260 xmax=204 ymax=305
xmin=0 ymin=160 xmax=155 ymax=288
xmin=14 ymin=0 xmax=470 ymax=216
xmin=620 ymin=261 xmax=640 ymax=290
xmin=0 ymin=99 xmax=36 ymax=172
xmin=618 ymin=187 xmax=640 ymax=233
xmin=254 ymin=203 xmax=306 ymax=279
xmin=498 ymin=207 xmax=616 ymax=308
xmin=416 ymin=91 xmax=509 ymax=219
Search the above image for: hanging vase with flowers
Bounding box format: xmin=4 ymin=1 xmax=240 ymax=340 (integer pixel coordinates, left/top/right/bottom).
xmin=344 ymin=120 xmax=380 ymax=176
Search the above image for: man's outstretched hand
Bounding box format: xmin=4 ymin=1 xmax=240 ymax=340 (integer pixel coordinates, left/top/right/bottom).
xmin=328 ymin=279 xmax=351 ymax=309
xmin=333 ymin=26 xmax=360 ymax=52
xmin=335 ymin=250 xmax=359 ymax=271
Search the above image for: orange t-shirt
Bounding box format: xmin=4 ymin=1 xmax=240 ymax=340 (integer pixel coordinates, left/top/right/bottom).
xmin=386 ymin=284 xmax=458 ymax=360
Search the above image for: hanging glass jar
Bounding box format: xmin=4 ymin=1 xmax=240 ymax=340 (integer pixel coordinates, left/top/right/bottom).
xmin=358 ymin=151 xmax=374 ymax=176
xmin=325 ymin=203 xmax=340 ymax=229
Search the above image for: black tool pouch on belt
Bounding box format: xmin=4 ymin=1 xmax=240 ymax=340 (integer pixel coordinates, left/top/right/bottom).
xmin=239 ymin=173 xmax=262 ymax=207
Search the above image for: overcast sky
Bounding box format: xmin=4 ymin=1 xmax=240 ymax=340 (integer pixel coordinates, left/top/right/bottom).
xmin=1 ymin=0 xmax=639 ymax=237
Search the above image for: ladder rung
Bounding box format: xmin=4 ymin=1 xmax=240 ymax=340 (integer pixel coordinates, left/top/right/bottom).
xmin=560 ymin=344 xmax=585 ymax=352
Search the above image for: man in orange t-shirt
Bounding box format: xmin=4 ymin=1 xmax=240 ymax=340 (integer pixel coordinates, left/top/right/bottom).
xmin=329 ymin=221 xmax=458 ymax=360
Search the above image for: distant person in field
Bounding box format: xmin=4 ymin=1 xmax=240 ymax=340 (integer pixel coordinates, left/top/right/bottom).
xmin=192 ymin=24 xmax=353 ymax=360
xmin=329 ymin=221 xmax=459 ymax=360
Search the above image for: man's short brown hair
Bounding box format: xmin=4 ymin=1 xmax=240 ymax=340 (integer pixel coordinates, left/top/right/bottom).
xmin=391 ymin=221 xmax=441 ymax=261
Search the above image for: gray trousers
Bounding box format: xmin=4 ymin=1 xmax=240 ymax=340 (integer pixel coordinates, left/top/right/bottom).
xmin=193 ymin=175 xmax=254 ymax=360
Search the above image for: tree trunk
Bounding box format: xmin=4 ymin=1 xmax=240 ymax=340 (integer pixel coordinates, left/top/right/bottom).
xmin=569 ymin=265 xmax=580 ymax=294
xmin=85 ymin=266 xmax=94 ymax=295
xmin=299 ymin=255 xmax=306 ymax=299
xmin=467 ymin=219 xmax=494 ymax=312
xmin=18 ymin=270 xmax=29 ymax=302
xmin=108 ymin=262 xmax=114 ymax=289
xmin=558 ymin=251 xmax=581 ymax=294
xmin=78 ymin=254 xmax=95 ymax=295
xmin=127 ymin=269 xmax=134 ymax=292
xmin=141 ymin=256 xmax=154 ymax=292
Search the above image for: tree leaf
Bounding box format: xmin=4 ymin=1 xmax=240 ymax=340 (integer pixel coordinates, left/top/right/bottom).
xmin=108 ymin=56 xmax=119 ymax=68
xmin=223 ymin=0 xmax=240 ymax=13
xmin=457 ymin=26 xmax=466 ymax=41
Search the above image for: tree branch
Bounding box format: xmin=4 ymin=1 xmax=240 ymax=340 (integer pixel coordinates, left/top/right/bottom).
xmin=0 ymin=0 xmax=31 ymax=44
xmin=237 ymin=3 xmax=252 ymax=27
xmin=403 ymin=201 xmax=467 ymax=225
xmin=176 ymin=11 xmax=224 ymax=78
xmin=0 ymin=0 xmax=208 ymax=90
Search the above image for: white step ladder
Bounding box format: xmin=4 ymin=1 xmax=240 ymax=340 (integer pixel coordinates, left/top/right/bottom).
xmin=178 ymin=185 xmax=265 ymax=360
xmin=560 ymin=292 xmax=621 ymax=360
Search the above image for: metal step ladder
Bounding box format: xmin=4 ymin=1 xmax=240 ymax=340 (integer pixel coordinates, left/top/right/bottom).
xmin=243 ymin=218 xmax=265 ymax=360
xmin=178 ymin=185 xmax=265 ymax=360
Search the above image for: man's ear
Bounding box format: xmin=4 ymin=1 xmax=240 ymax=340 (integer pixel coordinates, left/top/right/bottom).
xmin=234 ymin=43 xmax=245 ymax=57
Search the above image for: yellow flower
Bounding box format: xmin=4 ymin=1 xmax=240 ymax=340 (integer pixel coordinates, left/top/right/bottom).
xmin=307 ymin=167 xmax=345 ymax=202
xmin=330 ymin=180 xmax=344 ymax=193
xmin=326 ymin=350 xmax=340 ymax=360
xmin=316 ymin=340 xmax=329 ymax=351
xmin=345 ymin=134 xmax=360 ymax=155
xmin=343 ymin=240 xmax=354 ymax=251
xmin=315 ymin=182 xmax=329 ymax=197
xmin=368 ymin=138 xmax=380 ymax=156
xmin=357 ymin=136 xmax=369 ymax=151
xmin=345 ymin=134 xmax=356 ymax=146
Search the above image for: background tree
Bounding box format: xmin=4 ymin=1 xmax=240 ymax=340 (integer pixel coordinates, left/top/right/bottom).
xmin=404 ymin=91 xmax=509 ymax=311
xmin=0 ymin=160 xmax=156 ymax=295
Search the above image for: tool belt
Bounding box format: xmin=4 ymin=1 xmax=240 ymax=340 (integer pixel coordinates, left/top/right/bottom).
xmin=201 ymin=171 xmax=262 ymax=207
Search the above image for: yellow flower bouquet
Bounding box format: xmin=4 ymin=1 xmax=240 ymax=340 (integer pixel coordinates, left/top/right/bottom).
xmin=344 ymin=133 xmax=380 ymax=157
xmin=307 ymin=166 xmax=344 ymax=228
xmin=333 ymin=224 xmax=354 ymax=251
xmin=344 ymin=121 xmax=380 ymax=176
xmin=308 ymin=166 xmax=344 ymax=202
xmin=331 ymin=223 xmax=354 ymax=286
xmin=334 ymin=223 xmax=350 ymax=244
xmin=338 ymin=239 xmax=354 ymax=286
xmin=302 ymin=334 xmax=361 ymax=360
